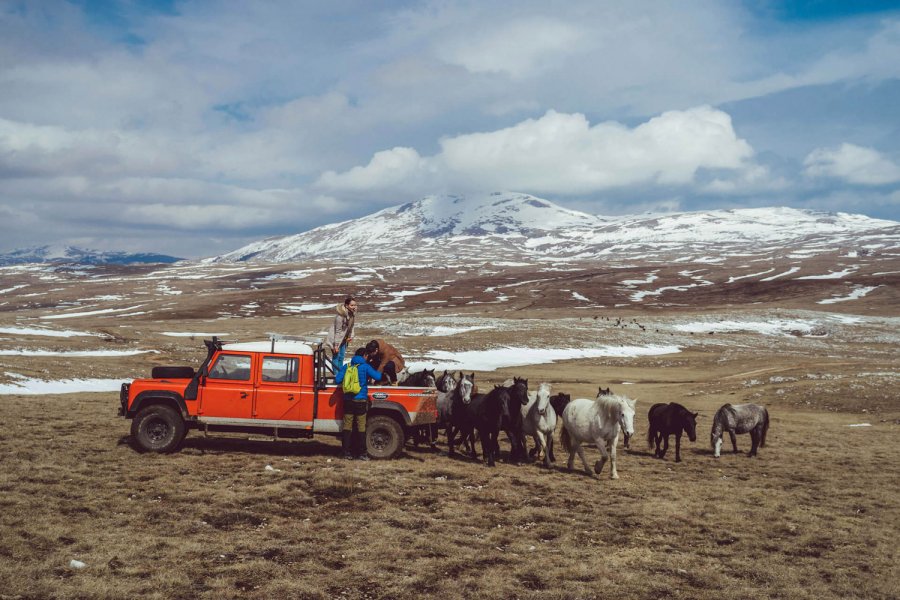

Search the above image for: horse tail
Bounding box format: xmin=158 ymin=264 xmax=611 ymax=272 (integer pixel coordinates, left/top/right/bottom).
xmin=647 ymin=424 xmax=655 ymax=450
xmin=760 ymin=408 xmax=770 ymax=447
xmin=560 ymin=426 xmax=572 ymax=455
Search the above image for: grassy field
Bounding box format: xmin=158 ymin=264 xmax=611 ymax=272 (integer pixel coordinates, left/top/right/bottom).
xmin=1 ymin=360 xmax=897 ymax=600
xmin=1 ymin=260 xmax=898 ymax=598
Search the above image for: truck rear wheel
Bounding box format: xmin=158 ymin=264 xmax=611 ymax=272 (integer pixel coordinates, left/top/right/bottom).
xmin=131 ymin=405 xmax=185 ymax=453
xmin=366 ymin=415 xmax=404 ymax=459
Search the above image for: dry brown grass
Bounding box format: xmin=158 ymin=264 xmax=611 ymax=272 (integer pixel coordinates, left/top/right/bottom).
xmin=1 ymin=377 xmax=897 ymax=599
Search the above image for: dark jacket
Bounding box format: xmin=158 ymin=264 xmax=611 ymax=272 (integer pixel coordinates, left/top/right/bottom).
xmin=336 ymin=355 xmax=382 ymax=401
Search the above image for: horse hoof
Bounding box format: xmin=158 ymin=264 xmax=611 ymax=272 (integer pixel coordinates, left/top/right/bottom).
xmin=675 ymin=457 xmax=682 ymax=463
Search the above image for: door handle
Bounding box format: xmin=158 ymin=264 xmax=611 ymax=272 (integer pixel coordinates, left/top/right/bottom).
xmin=288 ymin=394 xmax=295 ymax=401
xmin=240 ymin=392 xmax=248 ymax=399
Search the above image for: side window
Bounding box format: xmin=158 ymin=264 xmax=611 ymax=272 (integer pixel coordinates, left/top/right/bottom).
xmin=208 ymin=354 xmax=252 ymax=380
xmin=262 ymin=356 xmax=299 ymax=383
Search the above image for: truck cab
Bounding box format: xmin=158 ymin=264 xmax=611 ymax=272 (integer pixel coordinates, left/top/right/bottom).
xmin=120 ymin=337 xmax=438 ymax=459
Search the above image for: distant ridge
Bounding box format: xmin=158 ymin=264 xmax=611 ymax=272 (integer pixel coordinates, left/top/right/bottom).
xmin=0 ymin=245 xmax=183 ymax=266
xmin=210 ymin=192 xmax=900 ymax=264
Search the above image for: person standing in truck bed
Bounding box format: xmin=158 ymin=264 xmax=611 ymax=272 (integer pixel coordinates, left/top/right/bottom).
xmin=365 ymin=339 xmax=405 ymax=385
xmin=325 ymin=296 xmax=356 ymax=373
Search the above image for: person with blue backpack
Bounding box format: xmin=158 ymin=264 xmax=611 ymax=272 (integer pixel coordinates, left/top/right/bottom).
xmin=335 ymin=347 xmax=383 ymax=460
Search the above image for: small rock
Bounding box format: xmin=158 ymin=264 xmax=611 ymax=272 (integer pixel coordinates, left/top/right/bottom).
xmin=69 ymin=559 xmax=86 ymax=569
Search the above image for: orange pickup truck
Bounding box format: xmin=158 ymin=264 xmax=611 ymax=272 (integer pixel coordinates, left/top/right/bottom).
xmin=119 ymin=337 xmax=438 ymax=458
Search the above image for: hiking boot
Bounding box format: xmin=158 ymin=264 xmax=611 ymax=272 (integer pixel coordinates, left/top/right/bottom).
xmin=341 ymin=429 xmax=352 ymax=456
xmin=356 ymin=454 xmax=370 ymax=461
xmin=343 ymin=453 xmax=354 ymax=460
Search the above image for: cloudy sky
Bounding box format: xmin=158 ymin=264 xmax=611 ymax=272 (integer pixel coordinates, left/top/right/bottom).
xmin=2 ymin=0 xmax=899 ymax=258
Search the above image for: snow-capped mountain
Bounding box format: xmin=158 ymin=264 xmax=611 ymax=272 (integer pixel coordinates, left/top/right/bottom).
xmin=212 ymin=192 xmax=900 ymax=264
xmin=0 ymin=245 xmax=182 ymax=266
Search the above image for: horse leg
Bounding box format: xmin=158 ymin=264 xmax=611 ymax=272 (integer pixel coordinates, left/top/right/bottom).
xmin=536 ymin=430 xmax=551 ymax=469
xmin=608 ymin=435 xmax=619 ymax=479
xmin=652 ymin=430 xmax=662 ymax=457
xmin=661 ymin=434 xmax=669 ymax=459
xmin=574 ymin=441 xmax=592 ymax=476
xmin=748 ymin=429 xmax=759 ymax=457
xmin=447 ymin=424 xmax=457 ymax=457
xmin=548 ymin=436 xmax=556 ymax=463
xmin=594 ymin=434 xmax=611 ymax=478
xmin=482 ymin=430 xmax=496 ymax=467
xmin=729 ymin=430 xmax=739 ymax=453
xmin=675 ymin=433 xmax=682 ymax=462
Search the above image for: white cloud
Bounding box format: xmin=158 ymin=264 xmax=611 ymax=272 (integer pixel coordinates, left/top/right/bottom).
xmin=804 ymin=143 xmax=900 ymax=185
xmin=317 ymin=147 xmax=434 ymax=193
xmin=435 ymin=17 xmax=583 ymax=78
xmin=318 ymin=106 xmax=759 ymax=195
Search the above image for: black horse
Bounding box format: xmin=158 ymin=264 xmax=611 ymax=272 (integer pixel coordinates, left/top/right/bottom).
xmin=647 ymin=402 xmax=698 ymax=462
xmin=500 ymin=377 xmax=529 ymax=463
xmin=400 ymin=368 xmax=436 ymax=388
xmin=448 ymin=378 xmax=509 ymax=467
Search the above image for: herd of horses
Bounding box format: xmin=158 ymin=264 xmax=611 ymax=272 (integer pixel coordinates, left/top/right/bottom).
xmin=398 ymin=368 xmax=771 ymax=477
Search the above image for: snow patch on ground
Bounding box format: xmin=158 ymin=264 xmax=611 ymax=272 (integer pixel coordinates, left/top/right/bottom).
xmin=0 ymin=372 xmax=124 ymax=395
xmin=161 ymin=331 xmax=231 ymax=337
xmin=41 ymin=305 xmax=145 ymax=320
xmin=0 ymin=285 xmax=29 ymax=294
xmin=0 ymin=349 xmax=156 ymax=357
xmin=818 ymin=286 xmax=880 ymax=305
xmin=0 ymin=326 xmax=97 ymax=338
xmin=398 ymin=325 xmax=496 ymax=337
xmin=673 ymin=319 xmax=824 ymax=337
xmin=727 ymin=269 xmax=776 ymax=283
xmin=760 ymin=267 xmax=801 ymax=281
xmin=796 ymin=267 xmax=858 ymax=280
xmin=279 ymin=303 xmax=333 ymax=313
xmin=378 ymin=286 xmax=443 ymax=309
xmin=406 ymin=345 xmax=681 ymax=371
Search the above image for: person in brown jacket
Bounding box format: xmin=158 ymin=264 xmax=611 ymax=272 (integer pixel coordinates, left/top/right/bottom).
xmin=365 ymin=339 xmax=405 ymax=385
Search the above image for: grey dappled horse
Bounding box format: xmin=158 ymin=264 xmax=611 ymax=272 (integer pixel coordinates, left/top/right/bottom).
xmin=711 ymin=403 xmax=769 ymax=458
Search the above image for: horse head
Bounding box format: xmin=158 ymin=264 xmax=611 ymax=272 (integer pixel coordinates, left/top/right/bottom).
xmin=423 ymin=368 xmax=436 ymax=388
xmin=437 ymin=370 xmax=458 ymax=393
xmin=598 ymin=386 xmax=612 ymax=396
xmin=535 ymin=382 xmax=552 ymax=417
xmin=512 ymin=376 xmax=529 ymax=405
xmin=618 ymin=396 xmax=637 ymax=449
xmin=457 ymin=373 xmax=475 ymax=405
xmin=685 ymin=410 xmax=699 ymax=442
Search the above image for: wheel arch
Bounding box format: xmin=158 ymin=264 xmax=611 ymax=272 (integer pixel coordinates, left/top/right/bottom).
xmin=130 ymin=391 xmax=189 ymax=420
xmin=368 ymin=401 xmax=411 ymax=428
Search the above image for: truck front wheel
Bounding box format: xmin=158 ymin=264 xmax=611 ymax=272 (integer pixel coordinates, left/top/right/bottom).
xmin=366 ymin=415 xmax=404 ymax=459
xmin=131 ymin=405 xmax=185 ymax=453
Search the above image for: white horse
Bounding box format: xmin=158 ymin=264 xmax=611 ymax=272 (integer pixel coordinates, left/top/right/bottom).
xmin=561 ymin=392 xmax=636 ymax=479
xmin=521 ymin=382 xmax=556 ymax=468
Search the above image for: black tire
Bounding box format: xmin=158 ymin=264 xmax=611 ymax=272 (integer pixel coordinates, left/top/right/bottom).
xmin=131 ymin=405 xmax=185 ymax=453
xmin=151 ymin=366 xmax=195 ymax=379
xmin=366 ymin=415 xmax=404 ymax=459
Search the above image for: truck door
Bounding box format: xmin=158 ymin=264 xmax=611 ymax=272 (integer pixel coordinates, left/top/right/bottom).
xmin=199 ymin=352 xmax=254 ymax=419
xmin=254 ymin=355 xmax=306 ymax=424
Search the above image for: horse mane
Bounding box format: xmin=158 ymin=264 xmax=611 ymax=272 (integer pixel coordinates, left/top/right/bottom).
xmin=594 ymin=393 xmax=628 ymax=422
